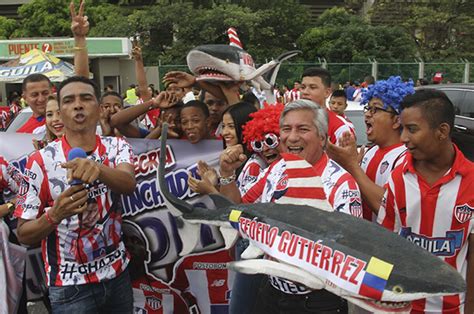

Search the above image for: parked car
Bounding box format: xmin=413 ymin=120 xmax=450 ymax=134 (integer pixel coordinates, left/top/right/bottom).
xmin=416 ymin=84 xmax=474 ymax=161
xmin=344 ymin=100 xmax=367 ymax=146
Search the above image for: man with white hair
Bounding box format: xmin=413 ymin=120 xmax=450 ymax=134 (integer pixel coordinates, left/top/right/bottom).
xmin=220 ymin=99 xmax=362 ymax=313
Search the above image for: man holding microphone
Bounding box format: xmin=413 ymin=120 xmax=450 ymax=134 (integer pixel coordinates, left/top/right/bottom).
xmin=15 ymin=76 xmax=136 ymax=313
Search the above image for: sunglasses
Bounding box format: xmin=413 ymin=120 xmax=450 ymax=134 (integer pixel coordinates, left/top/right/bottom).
xmin=251 ymin=133 xmax=279 ymax=152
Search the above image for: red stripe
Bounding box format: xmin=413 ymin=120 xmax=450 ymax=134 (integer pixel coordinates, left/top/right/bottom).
xmin=328 ymin=173 xmax=352 ymax=207
xmin=359 ymin=284 xmax=383 ymax=300
xmin=442 ymin=294 xmax=461 ymax=313
xmin=396 ymin=169 xmax=407 ymax=227
xmin=284 ymin=187 xmax=326 ymax=199
xmin=363 ymin=148 xmax=385 ymax=220
xmin=418 ymin=177 xmax=438 ymax=237
xmin=286 ymin=167 xmax=317 ymax=178
xmin=411 ymin=299 xmax=426 ymax=313
xmin=381 ymin=185 xmax=396 ymax=231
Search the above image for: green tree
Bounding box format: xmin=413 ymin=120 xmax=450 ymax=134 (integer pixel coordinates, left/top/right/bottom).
xmin=0 ymin=17 xmax=16 ymax=39
xmin=370 ymin=0 xmax=474 ymax=61
xmin=12 ymin=0 xmax=71 ymax=38
xmin=297 ymin=7 xmax=417 ymax=63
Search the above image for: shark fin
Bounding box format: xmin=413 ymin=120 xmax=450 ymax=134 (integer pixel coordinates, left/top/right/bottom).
xmin=244 ymin=60 xmax=279 ymax=81
xmin=228 ymin=259 xmax=325 ymax=290
xmin=263 ymin=50 xmax=301 ymax=87
xmin=158 ymin=123 xmax=194 ymax=215
xmin=208 ymin=193 xmax=236 ymax=208
xmin=241 ymin=243 xmax=264 ymax=259
xmin=219 ymin=227 xmax=239 ymax=250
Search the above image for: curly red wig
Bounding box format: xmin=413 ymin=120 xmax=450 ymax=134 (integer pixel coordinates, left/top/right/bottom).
xmin=242 ymin=103 xmax=284 ymax=152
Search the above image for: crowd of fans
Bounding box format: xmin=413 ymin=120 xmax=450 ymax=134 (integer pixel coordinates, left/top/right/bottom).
xmin=0 ymin=1 xmax=473 ymax=314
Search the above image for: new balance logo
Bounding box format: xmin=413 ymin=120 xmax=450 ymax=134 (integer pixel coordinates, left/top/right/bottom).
xmin=211 ymin=279 xmax=226 ymax=287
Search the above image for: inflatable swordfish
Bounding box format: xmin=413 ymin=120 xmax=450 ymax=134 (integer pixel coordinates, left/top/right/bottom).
xmin=187 ymin=27 xmax=299 ymax=104
xmin=157 ymin=124 xmax=466 ymax=313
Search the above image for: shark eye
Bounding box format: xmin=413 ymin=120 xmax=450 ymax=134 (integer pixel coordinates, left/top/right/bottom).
xmin=225 ymin=59 xmax=229 ymax=63
xmin=392 ymin=285 xmax=404 ymax=294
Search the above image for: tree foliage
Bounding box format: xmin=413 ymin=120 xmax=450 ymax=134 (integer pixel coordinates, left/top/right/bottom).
xmin=8 ymin=0 xmax=473 ymax=65
xmin=370 ymin=0 xmax=474 ymax=61
xmin=297 ymin=7 xmax=417 ymax=63
xmin=0 ymin=17 xmax=16 ymax=39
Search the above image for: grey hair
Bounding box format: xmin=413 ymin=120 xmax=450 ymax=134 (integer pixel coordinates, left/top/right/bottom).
xmin=280 ymin=99 xmax=328 ymax=142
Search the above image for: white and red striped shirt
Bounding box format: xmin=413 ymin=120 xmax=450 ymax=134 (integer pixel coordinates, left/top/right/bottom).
xmin=242 ymin=153 xmax=362 ymax=217
xmin=360 ymin=143 xmax=406 ymax=221
xmin=378 ymin=145 xmax=474 ymax=313
xmin=289 ymin=88 xmax=301 ymax=102
xmin=15 ymin=135 xmax=134 ymax=287
xmin=132 ymin=275 xmax=189 ymax=314
xmin=16 ymin=115 xmax=46 ymax=134
xmin=170 ymin=248 xmax=235 ymax=314
xmin=327 ymin=109 xmax=355 ymax=145
xmin=237 ymin=153 xmax=267 ymax=196
xmin=241 ymin=153 xmax=362 ymax=294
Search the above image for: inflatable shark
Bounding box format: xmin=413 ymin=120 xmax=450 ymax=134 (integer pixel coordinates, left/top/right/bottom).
xmin=157 ymin=124 xmax=466 ymax=313
xmin=187 ymin=44 xmax=299 ymax=104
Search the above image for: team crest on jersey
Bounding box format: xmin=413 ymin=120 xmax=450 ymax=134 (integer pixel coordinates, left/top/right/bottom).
xmin=272 ymin=173 xmax=289 ymax=200
xmin=379 ymin=161 xmax=389 ymax=175
xmin=454 ymin=204 xmax=473 ymax=224
xmin=18 ymin=176 xmax=29 ymax=196
xmin=349 ymin=200 xmax=362 ymax=217
xmin=146 ymin=296 xmax=162 ymax=310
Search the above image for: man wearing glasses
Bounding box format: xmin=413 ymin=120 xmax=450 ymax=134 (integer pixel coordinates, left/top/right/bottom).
xmin=327 ymin=76 xmax=415 ymax=220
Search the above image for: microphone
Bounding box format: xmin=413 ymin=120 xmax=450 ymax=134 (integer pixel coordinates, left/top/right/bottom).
xmin=67 ymin=147 xmax=87 ymax=185
xmin=67 ymin=147 xmax=88 ymax=228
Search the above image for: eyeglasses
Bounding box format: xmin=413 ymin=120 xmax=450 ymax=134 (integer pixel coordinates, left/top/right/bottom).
xmin=251 ymin=133 xmax=279 ymax=152
xmin=363 ymin=105 xmax=394 ymax=115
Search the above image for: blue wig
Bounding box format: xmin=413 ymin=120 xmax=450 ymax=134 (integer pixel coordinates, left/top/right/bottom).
xmin=360 ymin=76 xmax=415 ymax=114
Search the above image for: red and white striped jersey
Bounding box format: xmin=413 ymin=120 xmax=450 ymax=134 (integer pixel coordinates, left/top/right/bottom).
xmin=15 ymin=135 xmax=135 ymax=287
xmin=0 ymin=155 xmax=21 ymax=193
xmin=289 ymin=88 xmax=301 ymax=102
xmin=360 ymin=143 xmax=406 ymax=221
xmin=378 ymin=145 xmax=474 ymax=313
xmin=132 ymin=275 xmax=189 ymax=314
xmin=16 ymin=115 xmax=45 ymax=134
xmin=283 ymin=90 xmax=292 ymax=104
xmin=241 ymin=153 xmax=362 ymax=295
xmin=242 ymin=153 xmax=362 ymax=217
xmin=170 ymin=248 xmax=235 ymax=314
xmin=237 ymin=153 xmax=267 ymax=196
xmin=327 ymin=109 xmax=355 ymax=145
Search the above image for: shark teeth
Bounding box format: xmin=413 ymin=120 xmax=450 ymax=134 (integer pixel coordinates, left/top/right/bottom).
xmin=195 ymin=66 xmax=233 ymax=80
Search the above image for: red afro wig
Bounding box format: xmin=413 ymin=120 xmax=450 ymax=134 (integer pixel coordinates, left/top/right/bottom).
xmin=242 ymin=103 xmax=284 ymax=152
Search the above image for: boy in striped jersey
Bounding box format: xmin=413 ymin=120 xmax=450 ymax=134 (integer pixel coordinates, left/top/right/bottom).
xmin=300 ymin=67 xmax=355 ymax=145
xmin=327 ymin=76 xmax=414 ymax=220
xmin=378 ymin=89 xmax=474 ymax=313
